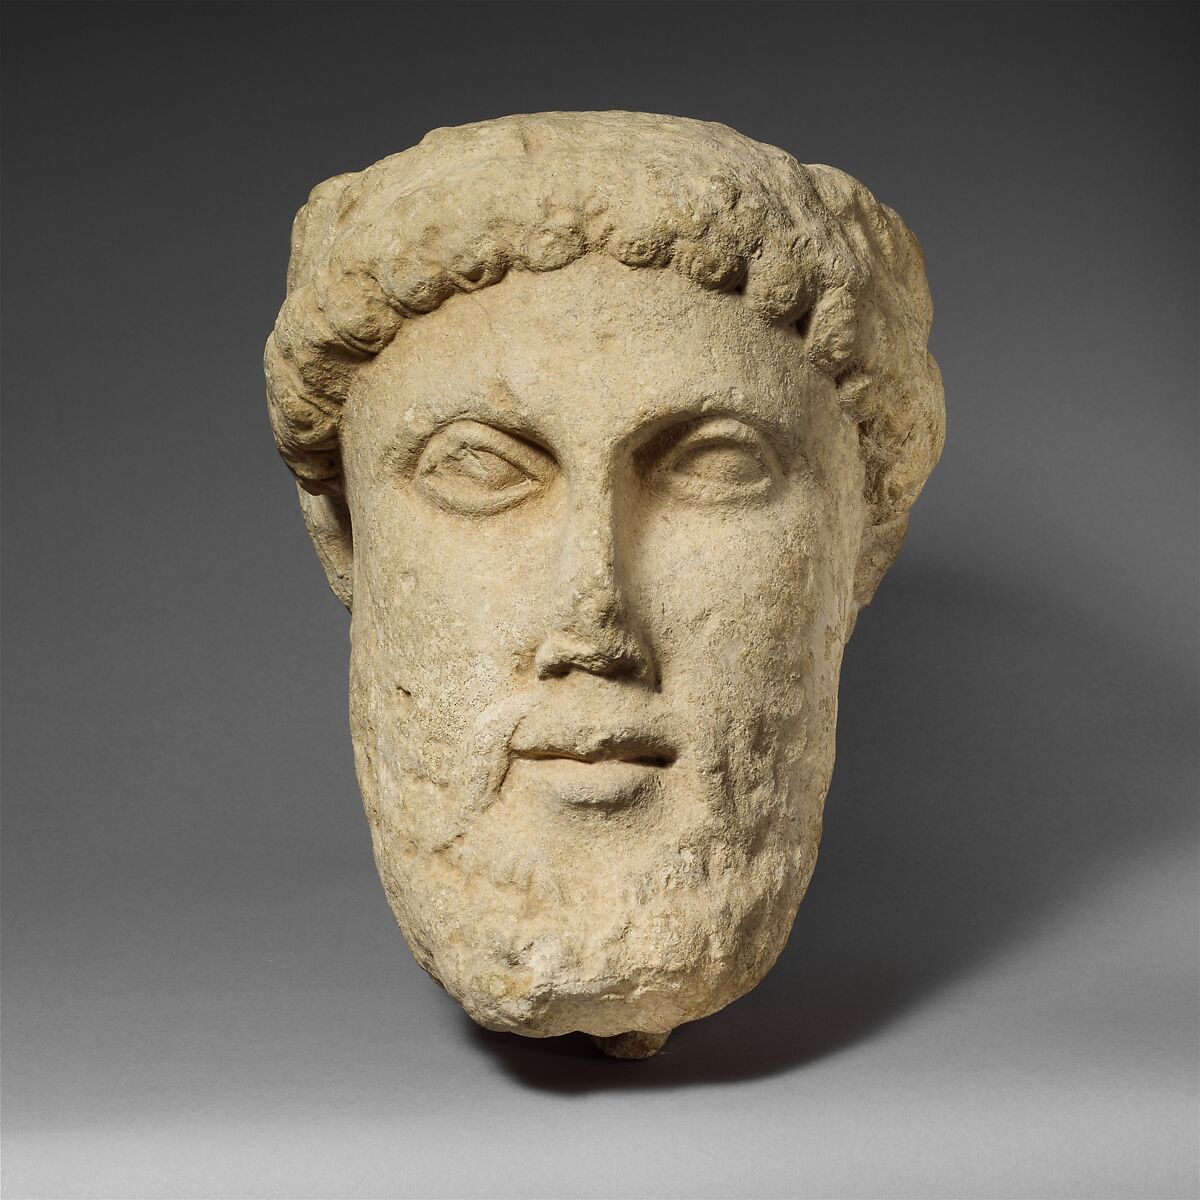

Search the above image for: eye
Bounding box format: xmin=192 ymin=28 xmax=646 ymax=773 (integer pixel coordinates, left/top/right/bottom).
xmin=414 ymin=420 xmax=554 ymax=515
xmin=643 ymin=418 xmax=780 ymax=505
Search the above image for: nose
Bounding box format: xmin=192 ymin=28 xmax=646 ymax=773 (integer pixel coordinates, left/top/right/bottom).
xmin=533 ymin=498 xmax=656 ymax=685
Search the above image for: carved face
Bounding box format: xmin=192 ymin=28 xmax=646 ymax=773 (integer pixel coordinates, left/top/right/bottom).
xmin=339 ymin=256 xmax=867 ymax=1041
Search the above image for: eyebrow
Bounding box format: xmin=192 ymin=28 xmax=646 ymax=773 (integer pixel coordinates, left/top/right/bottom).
xmin=614 ymin=385 xmax=801 ymax=465
xmin=380 ymin=375 xmax=550 ymax=474
xmin=457 ymin=375 xmax=558 ymax=447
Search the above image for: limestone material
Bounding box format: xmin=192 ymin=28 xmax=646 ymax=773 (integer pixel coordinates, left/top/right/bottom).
xmin=264 ymin=112 xmax=944 ymax=1058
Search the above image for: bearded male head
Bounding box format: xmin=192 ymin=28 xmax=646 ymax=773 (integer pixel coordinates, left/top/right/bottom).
xmin=264 ymin=111 xmax=944 ymax=1059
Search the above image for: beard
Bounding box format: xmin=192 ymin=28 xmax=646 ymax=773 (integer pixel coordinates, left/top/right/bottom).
xmin=347 ymin=642 xmax=836 ymax=1040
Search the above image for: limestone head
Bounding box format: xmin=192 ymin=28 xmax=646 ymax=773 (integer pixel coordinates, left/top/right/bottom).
xmin=264 ymin=112 xmax=943 ymax=1058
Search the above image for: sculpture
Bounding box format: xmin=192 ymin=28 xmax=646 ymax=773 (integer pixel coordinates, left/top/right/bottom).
xmin=264 ymin=112 xmax=944 ymax=1058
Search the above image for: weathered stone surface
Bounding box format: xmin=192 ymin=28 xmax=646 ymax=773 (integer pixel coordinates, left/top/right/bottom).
xmin=264 ymin=112 xmax=944 ymax=1058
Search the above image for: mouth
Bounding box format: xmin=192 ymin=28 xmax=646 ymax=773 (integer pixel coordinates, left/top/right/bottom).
xmin=513 ymin=737 xmax=676 ymax=769
xmin=507 ymin=729 xmax=676 ymax=811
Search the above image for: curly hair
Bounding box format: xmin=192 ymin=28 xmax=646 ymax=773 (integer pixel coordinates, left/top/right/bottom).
xmin=264 ymin=111 xmax=944 ymax=608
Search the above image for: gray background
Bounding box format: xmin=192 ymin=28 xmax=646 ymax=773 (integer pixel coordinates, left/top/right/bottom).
xmin=3 ymin=2 xmax=1197 ymax=1197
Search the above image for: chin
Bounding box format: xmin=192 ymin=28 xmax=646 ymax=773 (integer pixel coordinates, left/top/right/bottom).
xmin=365 ymin=787 xmax=819 ymax=1040
xmin=445 ymin=907 xmax=803 ymax=1040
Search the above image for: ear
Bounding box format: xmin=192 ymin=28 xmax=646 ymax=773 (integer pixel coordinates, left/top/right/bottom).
xmin=296 ymin=485 xmax=354 ymax=609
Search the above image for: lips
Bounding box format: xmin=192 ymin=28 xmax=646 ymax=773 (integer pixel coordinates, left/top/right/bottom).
xmin=511 ymin=729 xmax=676 ymax=768
xmin=506 ymin=708 xmax=676 ymax=810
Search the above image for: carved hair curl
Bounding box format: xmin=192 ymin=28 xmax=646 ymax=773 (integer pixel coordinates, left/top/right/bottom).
xmin=265 ymin=111 xmax=943 ymax=606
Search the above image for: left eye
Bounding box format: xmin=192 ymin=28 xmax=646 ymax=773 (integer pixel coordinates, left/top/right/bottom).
xmin=670 ymin=441 xmax=772 ymax=487
xmin=414 ymin=421 xmax=554 ymax=515
xmin=643 ymin=418 xmax=780 ymax=505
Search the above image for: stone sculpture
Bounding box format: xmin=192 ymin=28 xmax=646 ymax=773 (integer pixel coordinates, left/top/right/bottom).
xmin=264 ymin=112 xmax=944 ymax=1059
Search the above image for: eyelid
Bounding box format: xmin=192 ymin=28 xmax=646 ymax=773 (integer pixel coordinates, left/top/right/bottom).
xmin=663 ymin=417 xmax=779 ymax=462
xmin=411 ymin=419 xmax=556 ymax=516
xmin=417 ymin=419 xmax=554 ymax=481
xmin=645 ymin=416 xmax=784 ymax=497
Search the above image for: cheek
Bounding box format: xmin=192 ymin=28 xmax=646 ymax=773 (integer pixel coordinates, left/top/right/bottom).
xmin=352 ymin=485 xmax=562 ymax=703
xmin=631 ymin=480 xmax=847 ymax=704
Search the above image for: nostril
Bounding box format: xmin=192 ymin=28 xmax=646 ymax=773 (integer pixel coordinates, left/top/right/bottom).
xmin=628 ymin=751 xmax=675 ymax=768
xmin=533 ymin=628 xmax=654 ymax=683
xmin=534 ymin=656 xmax=572 ymax=680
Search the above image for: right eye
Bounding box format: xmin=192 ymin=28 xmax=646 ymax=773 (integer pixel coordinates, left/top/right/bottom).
xmin=413 ymin=421 xmax=554 ymax=515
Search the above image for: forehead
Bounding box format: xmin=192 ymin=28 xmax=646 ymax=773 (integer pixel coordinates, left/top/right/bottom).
xmin=345 ymin=256 xmax=832 ymax=453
